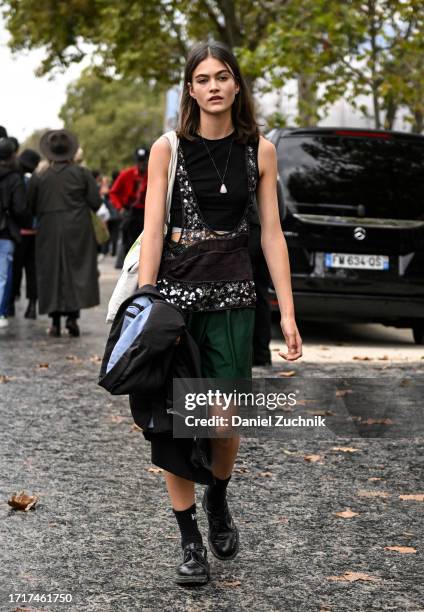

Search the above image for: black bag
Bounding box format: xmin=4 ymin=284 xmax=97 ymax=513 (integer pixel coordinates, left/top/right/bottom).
xmin=98 ymin=285 xmax=185 ymax=395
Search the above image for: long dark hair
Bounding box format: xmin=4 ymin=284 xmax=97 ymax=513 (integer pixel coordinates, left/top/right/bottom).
xmin=177 ymin=41 xmax=260 ymax=144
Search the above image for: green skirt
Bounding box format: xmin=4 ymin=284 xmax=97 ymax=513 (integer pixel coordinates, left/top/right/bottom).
xmin=150 ymin=307 xmax=255 ymax=484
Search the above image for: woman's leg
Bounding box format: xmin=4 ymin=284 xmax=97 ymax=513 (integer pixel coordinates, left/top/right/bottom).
xmin=164 ymin=471 xmax=209 ymax=584
xmin=163 ymin=471 xmax=195 ymax=511
xmin=210 ymin=436 xmax=240 ymax=479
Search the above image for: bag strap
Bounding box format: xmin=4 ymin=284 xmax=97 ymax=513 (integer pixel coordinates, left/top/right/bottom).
xmin=121 ymin=130 xmax=179 ymax=269
xmin=162 ymin=130 xmax=179 ymax=232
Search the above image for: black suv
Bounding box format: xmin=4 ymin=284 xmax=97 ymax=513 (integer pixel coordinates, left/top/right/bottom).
xmin=266 ymin=127 xmax=424 ymax=344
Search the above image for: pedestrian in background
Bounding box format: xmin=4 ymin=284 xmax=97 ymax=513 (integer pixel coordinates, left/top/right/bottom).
xmin=9 ymin=148 xmax=41 ymax=319
xmin=27 ymin=130 xmax=101 ymax=337
xmin=109 ymin=147 xmax=149 ymax=258
xmin=0 ymin=138 xmax=29 ymax=328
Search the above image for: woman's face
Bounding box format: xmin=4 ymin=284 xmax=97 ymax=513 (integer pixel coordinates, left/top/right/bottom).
xmin=188 ymin=56 xmax=239 ymax=115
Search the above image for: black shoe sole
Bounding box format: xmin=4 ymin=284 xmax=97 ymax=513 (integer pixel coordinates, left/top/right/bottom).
xmin=175 ymin=573 xmax=210 ymax=585
xmin=202 ymin=496 xmax=240 ymax=561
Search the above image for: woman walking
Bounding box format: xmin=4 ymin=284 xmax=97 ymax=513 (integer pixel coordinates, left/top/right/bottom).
xmin=137 ymin=41 xmax=302 ymax=585
xmin=28 ymin=130 xmax=101 ymax=337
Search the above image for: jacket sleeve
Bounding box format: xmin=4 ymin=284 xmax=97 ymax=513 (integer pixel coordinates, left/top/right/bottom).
xmin=10 ymin=173 xmax=31 ymax=228
xmin=109 ymin=170 xmax=127 ymax=210
xmin=85 ymin=169 xmax=102 ymax=212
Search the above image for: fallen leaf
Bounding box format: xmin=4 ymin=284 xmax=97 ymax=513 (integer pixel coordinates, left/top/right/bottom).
xmin=147 ymin=467 xmax=163 ymax=473
xmin=334 ymin=508 xmax=360 ymax=518
xmin=384 ymin=546 xmax=416 ymax=554
xmin=274 ymin=516 xmax=289 ymax=524
xmin=215 ymin=580 xmax=241 ymax=587
xmin=277 ymin=370 xmax=296 ymax=377
xmin=353 ymin=356 xmax=373 ymax=361
xmin=131 ymin=424 xmax=143 ymax=432
xmin=282 ymin=449 xmax=297 ymax=455
xmin=90 ymin=354 xmax=102 ymax=363
xmin=38 ymin=363 xmax=49 ymax=369
xmin=8 ymin=491 xmax=38 ymax=511
xmin=331 ymin=446 xmax=359 ymax=453
xmin=377 ymin=355 xmax=390 ymax=360
xmin=109 ymin=415 xmax=125 ymax=423
xmin=327 ymin=571 xmax=379 ymax=583
xmin=259 ymin=471 xmax=273 ymax=477
xmin=233 ymin=467 xmax=249 ymax=473
xmin=362 ymin=418 xmax=394 ymax=425
xmin=357 ymin=490 xmax=390 ymax=498
xmin=368 ymin=477 xmax=384 ymax=481
xmin=399 ymin=494 xmax=424 ymax=502
xmin=319 ymin=346 xmax=330 ymax=350
xmin=0 ymin=374 xmax=14 ymax=383
xmin=304 ymin=454 xmax=322 ymax=463
xmin=66 ymin=354 xmax=82 ymax=363
xmin=335 ymin=389 xmax=353 ymax=397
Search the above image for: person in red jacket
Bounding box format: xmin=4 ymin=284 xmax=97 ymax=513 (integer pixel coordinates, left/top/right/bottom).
xmin=109 ymin=147 xmax=149 ymax=257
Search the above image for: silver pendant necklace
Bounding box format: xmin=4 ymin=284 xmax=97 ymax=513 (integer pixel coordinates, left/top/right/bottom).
xmin=199 ymin=132 xmax=234 ymax=194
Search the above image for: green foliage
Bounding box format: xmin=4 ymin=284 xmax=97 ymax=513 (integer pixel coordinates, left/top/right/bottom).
xmin=2 ymin=0 xmax=423 ymax=131
xmin=59 ymin=69 xmax=165 ymax=173
xmin=21 ymin=128 xmax=51 ymax=153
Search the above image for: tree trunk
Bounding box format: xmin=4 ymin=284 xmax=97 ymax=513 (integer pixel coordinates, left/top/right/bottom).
xmin=384 ymin=94 xmax=397 ymax=130
xmin=297 ymin=74 xmax=319 ymax=126
xmin=412 ymin=109 xmax=424 ymax=134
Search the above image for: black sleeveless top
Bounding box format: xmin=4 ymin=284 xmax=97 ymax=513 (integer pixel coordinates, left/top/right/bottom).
xmin=169 ymin=133 xmax=249 ymax=231
xmin=156 ymin=132 xmax=259 ymax=312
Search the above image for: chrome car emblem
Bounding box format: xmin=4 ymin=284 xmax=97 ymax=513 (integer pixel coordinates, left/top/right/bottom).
xmin=353 ymin=227 xmax=366 ymax=240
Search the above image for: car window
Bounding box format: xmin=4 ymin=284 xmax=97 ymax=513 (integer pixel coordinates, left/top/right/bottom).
xmin=277 ymin=134 xmax=424 ymax=220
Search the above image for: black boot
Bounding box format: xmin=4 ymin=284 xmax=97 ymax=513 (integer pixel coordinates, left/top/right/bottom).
xmin=175 ymin=542 xmax=210 ymax=585
xmin=66 ymin=317 xmax=80 ymax=337
xmin=24 ymin=299 xmax=37 ymax=319
xmin=202 ymin=489 xmax=239 ymax=560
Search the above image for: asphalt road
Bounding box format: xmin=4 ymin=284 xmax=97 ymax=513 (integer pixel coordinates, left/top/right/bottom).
xmin=1 ymin=256 xmax=423 ymax=612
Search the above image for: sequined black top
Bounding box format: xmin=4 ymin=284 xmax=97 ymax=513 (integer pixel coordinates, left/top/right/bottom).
xmin=156 ymin=133 xmax=259 ymax=312
xmin=169 ymin=133 xmax=249 ymax=231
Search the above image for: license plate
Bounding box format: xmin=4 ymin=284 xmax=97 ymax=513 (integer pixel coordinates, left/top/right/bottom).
xmin=325 ymin=253 xmax=389 ymax=270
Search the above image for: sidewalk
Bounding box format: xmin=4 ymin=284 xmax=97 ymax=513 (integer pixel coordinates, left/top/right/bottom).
xmin=1 ymin=257 xmax=423 ymax=611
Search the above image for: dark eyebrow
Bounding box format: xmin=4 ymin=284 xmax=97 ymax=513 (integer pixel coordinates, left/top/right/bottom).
xmin=194 ymin=70 xmax=232 ymax=79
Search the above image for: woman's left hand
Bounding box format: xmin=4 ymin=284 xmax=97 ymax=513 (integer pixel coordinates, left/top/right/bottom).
xmin=278 ymin=316 xmax=303 ymax=361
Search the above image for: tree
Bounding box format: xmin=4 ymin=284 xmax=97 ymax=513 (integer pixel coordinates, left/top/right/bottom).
xmin=20 ymin=128 xmax=51 ymax=153
xmin=59 ymin=69 xmax=165 ymax=173
xmin=2 ymin=0 xmax=423 ymax=131
xmin=256 ymin=0 xmax=424 ymax=130
xmin=2 ymin=0 xmax=282 ymax=84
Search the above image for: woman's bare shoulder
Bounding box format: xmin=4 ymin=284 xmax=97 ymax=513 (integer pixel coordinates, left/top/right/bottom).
xmin=148 ymin=134 xmax=172 ymax=174
xmin=258 ymin=134 xmax=276 ymax=156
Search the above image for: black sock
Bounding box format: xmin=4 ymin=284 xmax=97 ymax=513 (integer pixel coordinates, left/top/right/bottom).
xmin=173 ymin=502 xmax=203 ymax=548
xmin=205 ymin=475 xmax=231 ymax=508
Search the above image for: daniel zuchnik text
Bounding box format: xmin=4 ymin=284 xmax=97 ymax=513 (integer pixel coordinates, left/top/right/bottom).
xmin=185 ymin=415 xmax=327 ymax=427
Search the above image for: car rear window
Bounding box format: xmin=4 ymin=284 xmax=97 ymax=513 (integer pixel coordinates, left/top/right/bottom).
xmin=278 ymin=134 xmax=424 ymax=220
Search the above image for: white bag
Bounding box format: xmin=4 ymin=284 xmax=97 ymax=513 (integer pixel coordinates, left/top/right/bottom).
xmin=106 ymin=130 xmax=179 ymax=322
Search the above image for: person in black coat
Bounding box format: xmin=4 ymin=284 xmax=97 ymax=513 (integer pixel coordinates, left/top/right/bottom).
xmin=0 ymin=138 xmax=29 ymax=328
xmin=27 ymin=130 xmax=101 ymax=337
xmin=8 ymin=149 xmax=41 ymax=319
